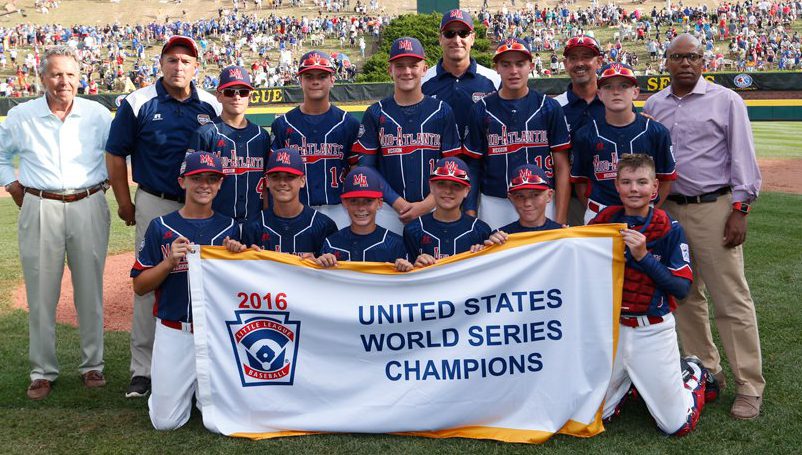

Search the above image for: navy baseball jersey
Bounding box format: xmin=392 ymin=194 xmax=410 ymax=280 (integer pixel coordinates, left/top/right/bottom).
xmin=271 ymin=105 xmax=360 ymax=207
xmin=189 ymin=118 xmax=270 ymax=222
xmin=131 ymin=211 xmax=239 ymax=322
xmin=320 ymin=226 xmax=408 ymax=263
xmin=106 ymin=79 xmax=221 ymax=198
xmin=403 ymin=213 xmax=491 ymax=261
xmin=554 ymin=84 xmax=607 ymax=133
xmin=462 ymin=90 xmax=572 ymax=203
xmin=499 ymin=218 xmax=563 ymax=234
xmin=591 ymin=207 xmax=692 ymax=318
xmin=241 ymin=206 xmax=337 ymax=255
xmin=351 ymin=96 xmax=461 ymax=205
xmin=422 ymin=58 xmax=501 ymax=136
xmin=570 ymin=115 xmax=677 ymax=206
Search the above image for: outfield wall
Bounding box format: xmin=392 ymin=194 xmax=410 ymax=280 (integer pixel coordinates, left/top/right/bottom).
xmin=1 ymin=72 xmax=800 ymax=124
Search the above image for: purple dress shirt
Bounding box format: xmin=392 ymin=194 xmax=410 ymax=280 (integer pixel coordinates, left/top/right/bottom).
xmin=643 ymin=77 xmax=762 ymax=203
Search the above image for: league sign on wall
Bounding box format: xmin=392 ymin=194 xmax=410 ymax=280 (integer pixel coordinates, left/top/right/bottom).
xmin=188 ymin=225 xmax=624 ymax=443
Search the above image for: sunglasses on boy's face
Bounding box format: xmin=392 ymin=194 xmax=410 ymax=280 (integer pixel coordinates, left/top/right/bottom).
xmin=442 ymin=29 xmax=472 ymax=39
xmin=221 ymin=88 xmax=251 ymax=98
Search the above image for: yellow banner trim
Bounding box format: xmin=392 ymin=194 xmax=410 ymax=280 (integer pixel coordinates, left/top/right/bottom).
xmin=230 ymin=410 xmax=605 ymax=442
xmin=200 ymin=224 xmax=627 ymax=274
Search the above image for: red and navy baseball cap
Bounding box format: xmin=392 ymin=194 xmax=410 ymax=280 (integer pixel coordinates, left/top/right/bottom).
xmin=508 ymin=164 xmax=551 ymax=192
xmin=430 ymin=157 xmax=471 ymax=187
xmin=388 ymin=37 xmax=425 ymax=62
xmin=341 ymin=166 xmax=384 ymax=199
xmin=161 ymin=35 xmax=199 ymax=58
xmin=493 ymin=37 xmax=533 ymax=62
xmin=597 ymin=63 xmax=638 ymax=87
xmin=298 ymin=50 xmax=336 ymax=75
xmin=267 ymin=148 xmax=305 ymax=176
xmin=563 ymin=35 xmax=602 ymax=57
xmin=218 ymin=65 xmax=254 ymax=91
xmin=440 ymin=9 xmax=474 ymax=30
xmin=180 ymin=152 xmax=224 ymax=177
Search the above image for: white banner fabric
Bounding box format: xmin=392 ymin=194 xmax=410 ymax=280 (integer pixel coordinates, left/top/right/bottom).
xmin=188 ymin=225 xmax=624 ymax=443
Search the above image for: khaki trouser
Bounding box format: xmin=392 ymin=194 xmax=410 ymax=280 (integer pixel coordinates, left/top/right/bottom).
xmin=19 ymin=190 xmax=110 ymax=381
xmin=664 ymin=194 xmax=765 ymax=397
xmin=129 ymin=189 xmax=183 ymax=378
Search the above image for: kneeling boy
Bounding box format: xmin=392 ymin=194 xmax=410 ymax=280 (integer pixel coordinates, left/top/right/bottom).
xmin=590 ymin=154 xmax=716 ymax=435
xmin=131 ymin=152 xmax=239 ymax=430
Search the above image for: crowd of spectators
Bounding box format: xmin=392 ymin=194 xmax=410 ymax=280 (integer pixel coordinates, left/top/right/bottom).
xmin=0 ymin=0 xmax=390 ymax=97
xmin=479 ymin=0 xmax=801 ymax=76
xmin=0 ymin=0 xmax=799 ymax=96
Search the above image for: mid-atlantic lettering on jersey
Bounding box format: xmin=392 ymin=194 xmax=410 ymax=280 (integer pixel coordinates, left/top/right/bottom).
xmin=241 ymin=206 xmax=337 ymax=255
xmin=570 ymin=115 xmax=677 ymax=206
xmin=271 ymin=106 xmax=360 ymax=206
xmin=131 ymin=211 xmax=239 ymax=322
xmin=189 ymin=118 xmax=270 ymax=222
xmin=462 ymin=90 xmax=571 ymax=200
xmin=403 ymin=213 xmax=491 ymax=261
xmin=320 ymin=226 xmax=408 ymax=262
xmin=351 ymin=96 xmax=461 ymax=204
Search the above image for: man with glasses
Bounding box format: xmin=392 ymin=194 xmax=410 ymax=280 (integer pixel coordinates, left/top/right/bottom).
xmin=422 ymin=9 xmax=500 ymax=138
xmin=106 ymin=35 xmax=221 ymax=399
xmin=270 ymin=50 xmax=360 ymax=228
xmin=189 ymin=66 xmax=270 ymax=223
xmin=643 ymin=33 xmax=765 ymax=420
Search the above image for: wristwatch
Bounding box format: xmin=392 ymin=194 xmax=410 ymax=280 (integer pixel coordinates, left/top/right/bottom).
xmin=732 ymin=201 xmax=751 ymax=215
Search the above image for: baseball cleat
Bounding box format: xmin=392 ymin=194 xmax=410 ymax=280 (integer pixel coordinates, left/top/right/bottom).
xmin=125 ymin=376 xmax=151 ymax=398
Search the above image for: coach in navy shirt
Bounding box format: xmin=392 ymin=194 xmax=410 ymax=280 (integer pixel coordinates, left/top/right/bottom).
xmin=106 ymin=35 xmax=221 ymax=399
xmin=422 ymin=9 xmax=500 ymax=138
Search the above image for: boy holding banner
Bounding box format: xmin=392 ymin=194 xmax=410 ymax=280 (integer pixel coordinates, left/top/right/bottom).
xmin=316 ymin=167 xmax=413 ymax=272
xmin=403 ymin=157 xmax=492 ymax=267
xmin=226 ymin=148 xmax=338 ymax=255
xmin=590 ymin=154 xmax=716 ymax=436
xmin=131 ymin=152 xmax=239 ymax=430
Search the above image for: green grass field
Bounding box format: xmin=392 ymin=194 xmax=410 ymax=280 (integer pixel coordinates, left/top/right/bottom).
xmin=0 ymin=125 xmax=801 ymax=453
xmin=751 ymin=122 xmax=802 ymax=158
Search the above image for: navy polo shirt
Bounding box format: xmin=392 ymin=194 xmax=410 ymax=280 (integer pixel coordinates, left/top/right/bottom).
xmin=553 ymin=83 xmax=607 ymax=133
xmin=106 ymin=78 xmax=221 ymax=197
xmin=422 ymin=58 xmax=501 ymax=137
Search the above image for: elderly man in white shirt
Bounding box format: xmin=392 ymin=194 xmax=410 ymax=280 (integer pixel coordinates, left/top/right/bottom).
xmin=0 ymin=45 xmax=112 ymax=401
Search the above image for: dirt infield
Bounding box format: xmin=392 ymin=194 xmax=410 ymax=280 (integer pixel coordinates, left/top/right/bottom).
xmin=9 ymin=158 xmax=802 ymax=332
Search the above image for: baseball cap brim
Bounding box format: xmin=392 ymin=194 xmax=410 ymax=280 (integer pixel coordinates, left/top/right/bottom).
xmin=183 ymin=169 xmax=224 ymax=177
xmin=598 ymin=74 xmax=638 ymax=86
xmin=162 ymin=37 xmax=198 ymax=58
xmin=298 ymin=66 xmax=336 ymax=75
xmin=441 ymin=19 xmax=474 ymax=31
xmin=430 ymin=175 xmax=470 ymax=186
xmin=509 ymin=183 xmax=550 ymax=192
xmin=267 ymin=167 xmax=304 ymax=176
xmin=217 ymin=81 xmax=255 ymax=91
xmin=341 ymin=190 xmax=383 ymax=199
xmin=493 ymin=49 xmax=533 ymax=62
xmin=388 ymin=53 xmax=425 ymax=62
xmin=563 ymin=43 xmax=601 ymax=56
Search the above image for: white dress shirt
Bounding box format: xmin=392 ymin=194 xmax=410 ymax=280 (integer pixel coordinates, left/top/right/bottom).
xmin=0 ymin=96 xmax=111 ymax=191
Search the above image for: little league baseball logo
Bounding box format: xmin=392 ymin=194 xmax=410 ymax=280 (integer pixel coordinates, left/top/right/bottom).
xmin=226 ymin=311 xmax=300 ymax=386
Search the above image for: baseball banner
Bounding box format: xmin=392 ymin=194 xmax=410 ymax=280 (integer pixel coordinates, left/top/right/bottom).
xmin=188 ymin=225 xmax=624 ymax=443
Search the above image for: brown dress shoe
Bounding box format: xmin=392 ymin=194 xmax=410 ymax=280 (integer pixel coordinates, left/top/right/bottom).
xmin=731 ymin=394 xmax=762 ymax=420
xmin=27 ymin=379 xmax=52 ymax=400
xmin=82 ymin=370 xmax=107 ymax=388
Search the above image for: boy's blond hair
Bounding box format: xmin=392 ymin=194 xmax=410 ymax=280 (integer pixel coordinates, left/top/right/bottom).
xmin=617 ymin=153 xmax=656 ymax=179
